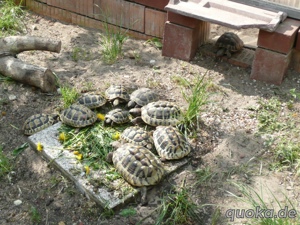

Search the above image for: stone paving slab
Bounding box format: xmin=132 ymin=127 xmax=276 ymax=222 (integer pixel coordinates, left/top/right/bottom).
xmin=165 ymin=0 xmax=286 ymax=31
xmin=28 ymin=122 xmax=190 ymax=209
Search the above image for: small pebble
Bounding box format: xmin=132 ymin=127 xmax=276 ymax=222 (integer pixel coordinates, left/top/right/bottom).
xmin=8 ymin=95 xmax=17 ymax=101
xmin=14 ymin=199 xmax=22 ymax=206
xmin=149 ymin=60 xmax=156 ymax=65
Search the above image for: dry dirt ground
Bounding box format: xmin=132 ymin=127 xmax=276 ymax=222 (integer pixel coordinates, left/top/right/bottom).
xmin=0 ymin=11 xmax=300 ymax=225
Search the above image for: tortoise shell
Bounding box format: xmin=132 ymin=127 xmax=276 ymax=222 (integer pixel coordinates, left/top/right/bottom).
xmin=105 ymin=108 xmax=130 ymax=125
xmin=105 ymin=85 xmax=130 ymax=106
xmin=141 ymin=101 xmax=182 ymax=126
xmin=121 ymin=126 xmax=154 ymax=150
xmin=153 ymin=126 xmax=192 ymax=160
xmin=127 ymin=88 xmax=158 ymax=108
xmin=215 ymin=32 xmax=244 ymax=57
xmin=23 ymin=113 xmax=58 ymax=135
xmin=77 ymin=93 xmax=107 ymax=109
xmin=112 ymin=143 xmax=165 ymax=186
xmin=60 ymin=104 xmax=97 ymax=128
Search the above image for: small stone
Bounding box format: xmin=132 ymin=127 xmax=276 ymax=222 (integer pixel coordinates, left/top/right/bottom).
xmin=8 ymin=95 xmax=16 ymax=101
xmin=14 ymin=199 xmax=22 ymax=206
xmin=149 ymin=60 xmax=156 ymax=65
xmin=32 ymin=25 xmax=38 ymax=30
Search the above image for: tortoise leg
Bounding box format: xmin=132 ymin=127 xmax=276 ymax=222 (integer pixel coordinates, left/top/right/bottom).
xmin=216 ymin=48 xmax=225 ymax=57
xmin=140 ymin=186 xmax=148 ymax=206
xmin=225 ymin=50 xmax=232 ymax=58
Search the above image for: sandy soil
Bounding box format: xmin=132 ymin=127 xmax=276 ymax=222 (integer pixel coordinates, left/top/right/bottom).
xmin=0 ymin=11 xmax=300 ymax=225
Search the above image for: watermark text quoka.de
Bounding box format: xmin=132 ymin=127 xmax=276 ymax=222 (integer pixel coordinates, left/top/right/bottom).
xmin=225 ymin=206 xmax=297 ymax=221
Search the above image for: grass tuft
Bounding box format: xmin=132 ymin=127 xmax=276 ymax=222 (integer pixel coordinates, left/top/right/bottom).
xmin=0 ymin=146 xmax=11 ymax=179
xmin=179 ymin=73 xmax=210 ymax=134
xmin=138 ymin=182 xmax=203 ymax=225
xmin=0 ymin=0 xmax=25 ymax=37
xmin=29 ymin=206 xmax=41 ymax=223
xmin=60 ymin=86 xmax=80 ymax=108
xmin=100 ymin=19 xmax=128 ymax=64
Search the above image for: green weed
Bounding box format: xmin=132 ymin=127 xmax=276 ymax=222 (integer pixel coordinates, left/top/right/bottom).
xmin=100 ymin=206 xmax=115 ymax=219
xmin=0 ymin=145 xmax=11 ymax=179
xmin=100 ymin=17 xmax=128 ymax=64
xmin=144 ymin=37 xmax=163 ymax=49
xmin=0 ymin=0 xmax=25 ymax=37
xmin=270 ymin=139 xmax=300 ymax=172
xmin=138 ymin=184 xmax=203 ymax=225
xmin=71 ymin=47 xmax=92 ymax=62
xmin=29 ymin=206 xmax=41 ymax=223
xmin=179 ymin=73 xmax=210 ymax=134
xmin=256 ymin=97 xmax=285 ymax=133
xmin=171 ymin=75 xmax=190 ymax=88
xmin=60 ymin=86 xmax=80 ymax=108
xmin=194 ymin=167 xmax=215 ymax=186
xmin=119 ymin=207 xmax=137 ymax=217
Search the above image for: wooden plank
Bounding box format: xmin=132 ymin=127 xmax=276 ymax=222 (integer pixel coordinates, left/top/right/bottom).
xmin=229 ymin=0 xmax=300 ymax=20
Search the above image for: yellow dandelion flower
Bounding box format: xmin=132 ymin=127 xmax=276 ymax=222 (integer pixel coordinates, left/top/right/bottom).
xmin=97 ymin=113 xmax=105 ymax=121
xmin=73 ymin=151 xmax=80 ymax=155
xmin=75 ymin=154 xmax=83 ymax=160
xmin=58 ymin=132 xmax=67 ymax=141
xmin=84 ymin=166 xmax=90 ymax=175
xmin=36 ymin=142 xmax=43 ymax=151
xmin=112 ymin=132 xmax=120 ymax=140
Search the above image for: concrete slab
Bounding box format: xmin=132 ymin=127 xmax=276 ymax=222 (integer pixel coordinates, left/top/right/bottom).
xmin=28 ymin=122 xmax=190 ymax=209
xmin=165 ymin=0 xmax=286 ymax=32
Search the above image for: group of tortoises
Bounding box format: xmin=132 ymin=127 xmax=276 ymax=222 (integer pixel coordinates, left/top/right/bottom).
xmin=23 ymin=85 xmax=193 ymax=203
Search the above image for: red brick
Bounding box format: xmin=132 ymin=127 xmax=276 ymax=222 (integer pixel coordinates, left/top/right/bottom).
xmin=145 ymin=8 xmax=167 ymax=38
xmin=257 ymin=18 xmax=300 ymax=54
xmin=167 ymin=11 xmax=200 ymax=29
xmin=162 ymin=21 xmax=200 ymax=61
xmin=295 ymin=30 xmax=300 ymax=51
xmin=131 ymin=0 xmax=169 ymax=11
xmin=290 ymin=49 xmax=300 ymax=73
xmin=250 ymin=47 xmax=292 ymax=85
xmin=94 ymin=0 xmax=145 ymax=33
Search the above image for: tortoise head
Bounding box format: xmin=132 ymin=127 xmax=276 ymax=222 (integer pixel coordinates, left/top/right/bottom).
xmin=106 ymin=152 xmax=114 ymax=164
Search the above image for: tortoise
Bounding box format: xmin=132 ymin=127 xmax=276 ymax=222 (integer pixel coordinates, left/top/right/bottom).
xmin=60 ymin=104 xmax=97 ymax=128
xmin=23 ymin=113 xmax=59 ymax=135
xmin=131 ymin=100 xmax=182 ymax=127
xmin=153 ymin=126 xmax=192 ymax=160
xmin=127 ymin=88 xmax=158 ymax=109
xmin=107 ymin=143 xmax=165 ymax=204
xmin=215 ymin=32 xmax=244 ymax=58
xmin=105 ymin=85 xmax=130 ymax=106
xmin=77 ymin=93 xmax=107 ymax=109
xmin=104 ymin=108 xmax=130 ymax=126
xmin=120 ymin=126 xmax=154 ymax=150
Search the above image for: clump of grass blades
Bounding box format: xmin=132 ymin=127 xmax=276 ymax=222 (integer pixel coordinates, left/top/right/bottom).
xmin=271 ymin=139 xmax=300 ymax=172
xmin=227 ymin=182 xmax=300 ymax=225
xmin=180 ymin=73 xmax=209 ymax=134
xmin=256 ymin=97 xmax=286 ymax=133
xmin=60 ymin=86 xmax=80 ymax=108
xmin=138 ymin=185 xmax=203 ymax=225
xmin=0 ymin=145 xmax=12 ymax=179
xmin=100 ymin=20 xmax=128 ymax=64
xmin=29 ymin=206 xmax=41 ymax=223
xmin=0 ymin=0 xmax=25 ymax=37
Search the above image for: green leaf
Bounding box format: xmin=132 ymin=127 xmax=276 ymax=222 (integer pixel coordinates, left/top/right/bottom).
xmin=12 ymin=142 xmax=28 ymax=156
